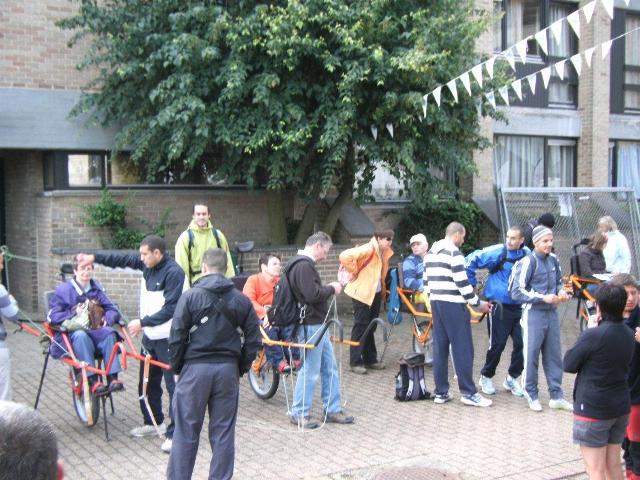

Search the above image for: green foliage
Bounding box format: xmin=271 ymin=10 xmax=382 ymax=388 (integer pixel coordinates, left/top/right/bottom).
xmin=61 ymin=1 xmax=506 ymax=233
xmin=83 ymin=189 xmax=173 ymax=249
xmin=396 ymin=197 xmax=483 ymax=255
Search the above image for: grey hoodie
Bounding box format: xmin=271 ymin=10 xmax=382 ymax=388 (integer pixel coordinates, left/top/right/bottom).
xmin=509 ymin=251 xmax=563 ymax=310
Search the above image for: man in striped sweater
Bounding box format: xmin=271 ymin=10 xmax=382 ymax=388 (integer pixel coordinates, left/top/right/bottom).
xmin=425 ymin=222 xmax=493 ymax=407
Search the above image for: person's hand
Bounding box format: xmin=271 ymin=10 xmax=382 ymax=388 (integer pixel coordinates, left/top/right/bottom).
xmin=329 ymin=281 xmax=342 ymax=295
xmin=557 ymin=290 xmax=571 ymax=303
xmin=76 ymin=253 xmax=95 ymax=268
xmin=635 ymin=327 xmax=640 ymax=344
xmin=543 ymin=294 xmax=558 ymax=304
xmin=75 ymin=303 xmax=86 ymax=316
xmin=128 ymin=319 xmax=142 ymax=336
xmin=476 ymin=301 xmax=492 ymax=314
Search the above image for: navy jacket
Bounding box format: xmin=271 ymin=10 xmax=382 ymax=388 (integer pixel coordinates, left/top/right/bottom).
xmin=95 ymin=252 xmax=185 ymax=328
xmin=564 ymin=317 xmax=634 ymax=419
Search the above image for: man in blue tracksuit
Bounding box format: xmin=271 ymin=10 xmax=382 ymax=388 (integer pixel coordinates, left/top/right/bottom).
xmin=509 ymin=226 xmax=573 ymax=412
xmin=465 ymin=226 xmax=528 ymax=397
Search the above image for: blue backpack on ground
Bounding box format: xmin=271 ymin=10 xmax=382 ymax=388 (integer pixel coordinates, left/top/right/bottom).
xmin=395 ymin=352 xmax=431 ymax=401
xmin=386 ymin=267 xmax=402 ymax=325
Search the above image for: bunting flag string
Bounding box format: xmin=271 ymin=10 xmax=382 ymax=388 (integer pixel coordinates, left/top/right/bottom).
xmin=511 ymin=79 xmax=523 ymax=101
xmin=418 ymin=4 xmax=639 ymax=118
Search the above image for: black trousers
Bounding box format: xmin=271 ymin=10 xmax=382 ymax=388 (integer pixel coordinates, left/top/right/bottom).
xmin=480 ymin=303 xmax=524 ymax=379
xmin=139 ymin=336 xmax=175 ymax=438
xmin=350 ymin=292 xmax=381 ymax=366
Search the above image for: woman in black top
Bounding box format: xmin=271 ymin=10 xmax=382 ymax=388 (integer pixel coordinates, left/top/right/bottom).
xmin=578 ymin=231 xmax=608 ymax=280
xmin=564 ymin=282 xmax=635 ymax=480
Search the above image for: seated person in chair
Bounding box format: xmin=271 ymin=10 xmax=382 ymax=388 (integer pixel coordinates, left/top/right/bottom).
xmin=578 ymin=231 xmax=609 ymax=295
xmin=47 ymin=261 xmax=123 ymax=395
xmin=402 ymin=234 xmax=429 ymax=312
xmin=243 ymin=253 xmax=300 ymax=374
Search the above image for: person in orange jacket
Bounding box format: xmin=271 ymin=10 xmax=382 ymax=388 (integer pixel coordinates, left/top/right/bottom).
xmin=339 ymin=230 xmax=394 ymax=374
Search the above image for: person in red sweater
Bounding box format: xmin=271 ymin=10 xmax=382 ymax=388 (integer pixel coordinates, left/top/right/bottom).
xmin=243 ymin=254 xmax=300 ymax=373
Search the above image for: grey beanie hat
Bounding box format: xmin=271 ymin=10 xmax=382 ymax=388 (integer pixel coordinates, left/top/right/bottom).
xmin=532 ymin=225 xmax=553 ymax=244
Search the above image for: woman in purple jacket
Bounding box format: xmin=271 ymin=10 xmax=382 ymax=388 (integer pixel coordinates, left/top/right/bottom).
xmin=47 ymin=261 xmax=123 ymax=395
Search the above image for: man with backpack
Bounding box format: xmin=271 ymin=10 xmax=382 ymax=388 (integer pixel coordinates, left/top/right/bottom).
xmin=167 ymin=248 xmax=261 ymax=480
xmin=465 ymin=225 xmax=528 ymax=397
xmin=286 ymin=231 xmax=354 ymax=429
xmin=175 ymin=203 xmax=235 ymax=286
xmin=509 ymin=225 xmax=573 ymax=412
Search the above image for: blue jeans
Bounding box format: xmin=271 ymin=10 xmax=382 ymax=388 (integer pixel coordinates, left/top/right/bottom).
xmin=70 ymin=329 xmax=121 ymax=377
xmin=265 ymin=324 xmax=300 ymax=366
xmin=291 ymin=324 xmax=342 ymax=418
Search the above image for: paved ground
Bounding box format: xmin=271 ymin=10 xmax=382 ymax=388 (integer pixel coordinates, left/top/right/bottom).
xmin=8 ymin=301 xmax=592 ymax=480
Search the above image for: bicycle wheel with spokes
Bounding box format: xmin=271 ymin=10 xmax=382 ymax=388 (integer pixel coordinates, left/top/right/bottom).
xmin=248 ymin=350 xmax=280 ymax=400
xmin=70 ymin=368 xmax=100 ymax=427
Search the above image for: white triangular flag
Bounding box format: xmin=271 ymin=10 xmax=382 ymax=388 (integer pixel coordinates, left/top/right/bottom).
xmin=422 ymin=94 xmax=429 ymax=119
xmin=485 ymin=91 xmax=496 ymax=110
xmin=446 ymin=79 xmax=458 ymax=103
xmin=460 ymin=72 xmax=472 ymax=95
xmin=541 ymin=66 xmax=552 ymax=89
xmin=515 ymin=40 xmax=528 ymax=63
xmin=535 ymin=30 xmax=549 ymax=55
xmin=498 ymin=86 xmax=510 ymax=106
xmin=511 ymin=79 xmax=523 ymax=100
xmin=585 ymin=47 xmax=595 ymax=67
xmin=583 ymin=1 xmax=596 ymax=24
xmin=433 ymin=86 xmax=442 ymax=107
xmin=476 ymin=100 xmax=482 ymax=117
xmin=550 ymin=20 xmax=564 ymax=47
xmin=371 ymin=125 xmax=378 ymax=140
xmin=601 ymin=0 xmax=614 ymax=20
xmin=555 ymin=59 xmax=566 ymax=80
xmin=386 ymin=123 xmax=394 ymax=138
xmin=570 ymin=54 xmax=582 ymax=76
xmin=567 ymin=11 xmax=581 ymax=38
xmin=623 ymin=0 xmax=630 ymax=6
xmin=471 ymin=64 xmax=483 ymax=89
xmin=601 ymin=39 xmax=613 ymax=59
xmin=504 ymin=49 xmax=516 ymax=71
xmin=526 ymin=74 xmax=537 ymax=95
xmin=485 ymin=56 xmax=496 ymax=79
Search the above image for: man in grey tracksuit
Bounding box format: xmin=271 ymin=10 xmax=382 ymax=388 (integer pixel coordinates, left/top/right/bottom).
xmin=509 ymin=225 xmax=573 ymax=412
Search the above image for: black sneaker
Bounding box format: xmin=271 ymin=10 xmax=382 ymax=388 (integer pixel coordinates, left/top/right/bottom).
xmin=324 ymin=411 xmax=354 ymax=424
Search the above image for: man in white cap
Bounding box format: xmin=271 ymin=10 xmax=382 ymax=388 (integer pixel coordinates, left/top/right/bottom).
xmin=509 ymin=225 xmax=573 ymax=412
xmin=402 ymin=233 xmax=429 ymax=312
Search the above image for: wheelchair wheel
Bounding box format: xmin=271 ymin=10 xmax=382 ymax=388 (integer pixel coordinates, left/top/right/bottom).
xmin=248 ymin=350 xmax=280 ymax=400
xmin=577 ymin=299 xmax=589 ymax=332
xmin=412 ymin=320 xmax=433 ymax=366
xmin=70 ymin=369 xmax=100 ymax=427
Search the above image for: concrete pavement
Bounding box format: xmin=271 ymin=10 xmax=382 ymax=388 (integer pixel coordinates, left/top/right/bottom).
xmin=8 ymin=300 xmax=590 ymax=479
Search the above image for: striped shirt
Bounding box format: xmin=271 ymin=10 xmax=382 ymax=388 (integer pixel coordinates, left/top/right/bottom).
xmin=425 ymin=238 xmax=480 ymax=306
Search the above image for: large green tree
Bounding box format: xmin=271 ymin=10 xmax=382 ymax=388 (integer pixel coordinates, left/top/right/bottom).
xmin=61 ymin=0 xmax=497 ymax=244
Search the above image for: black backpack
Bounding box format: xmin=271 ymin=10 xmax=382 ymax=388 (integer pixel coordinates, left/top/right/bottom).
xmin=394 ymin=352 xmax=431 ymax=401
xmin=268 ymin=256 xmax=312 ymax=327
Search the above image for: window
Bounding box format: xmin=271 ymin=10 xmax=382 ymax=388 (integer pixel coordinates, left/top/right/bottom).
xmin=624 ymin=15 xmax=640 ymax=111
xmin=611 ymin=11 xmax=640 ymax=113
xmin=495 ymin=1 xmax=578 ymax=109
xmin=494 ymin=135 xmax=576 ymax=188
xmin=611 ymin=141 xmax=640 ymax=198
xmin=43 ymin=152 xmax=235 ymax=190
xmin=547 ymin=2 xmax=578 ymax=106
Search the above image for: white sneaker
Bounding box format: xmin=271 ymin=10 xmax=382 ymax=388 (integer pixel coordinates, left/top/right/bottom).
xmin=433 ymin=392 xmax=453 ymax=404
xmin=460 ymin=393 xmax=492 ymax=407
xmin=503 ymin=375 xmax=525 ymax=397
xmin=479 ymin=375 xmax=496 ymax=395
xmin=549 ymin=398 xmax=573 ymax=412
xmin=161 ymin=437 xmax=172 ymax=453
xmin=130 ymin=423 xmax=166 ymax=438
xmin=524 ymin=392 xmax=542 ymax=412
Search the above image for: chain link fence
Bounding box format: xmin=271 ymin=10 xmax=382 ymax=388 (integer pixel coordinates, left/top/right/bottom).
xmin=498 ymin=187 xmax=640 ymax=278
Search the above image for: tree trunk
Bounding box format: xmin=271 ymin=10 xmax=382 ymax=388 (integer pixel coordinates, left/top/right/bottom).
xmin=294 ymin=184 xmax=322 ymax=246
xmin=322 ymin=149 xmax=355 ymax=237
xmin=266 ymin=189 xmax=288 ymax=245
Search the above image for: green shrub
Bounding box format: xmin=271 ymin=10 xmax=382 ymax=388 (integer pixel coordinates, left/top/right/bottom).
xmin=396 ymin=197 xmax=483 ymax=255
xmin=83 ymin=189 xmax=173 ymax=249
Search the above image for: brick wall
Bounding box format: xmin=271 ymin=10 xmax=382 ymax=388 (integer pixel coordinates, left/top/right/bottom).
xmin=0 ymin=0 xmax=94 ymax=89
xmin=577 ymin=1 xmax=611 ymax=187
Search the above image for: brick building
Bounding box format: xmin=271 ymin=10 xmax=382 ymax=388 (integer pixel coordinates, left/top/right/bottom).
xmin=1 ymin=0 xmax=640 ymax=315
